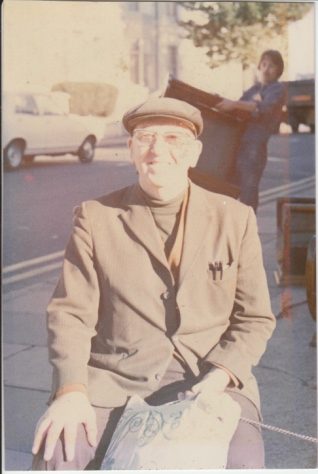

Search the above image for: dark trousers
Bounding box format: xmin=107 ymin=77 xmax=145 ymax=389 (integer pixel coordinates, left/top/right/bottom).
xmin=32 ymin=358 xmax=264 ymax=470
xmin=235 ymin=139 xmax=268 ymax=212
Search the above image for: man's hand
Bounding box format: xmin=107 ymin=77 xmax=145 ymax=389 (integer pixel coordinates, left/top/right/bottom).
xmin=215 ymin=99 xmax=237 ymax=112
xmin=32 ymin=391 xmax=97 ymax=462
xmin=178 ymin=368 xmax=230 ymax=403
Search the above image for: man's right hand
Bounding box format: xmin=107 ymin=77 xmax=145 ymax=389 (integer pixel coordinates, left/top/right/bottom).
xmin=215 ymin=99 xmax=237 ymax=112
xmin=32 ymin=391 xmax=97 ymax=462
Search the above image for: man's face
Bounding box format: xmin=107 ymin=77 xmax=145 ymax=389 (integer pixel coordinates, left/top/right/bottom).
xmin=258 ymin=56 xmax=280 ymax=84
xmin=128 ymin=118 xmax=202 ymax=192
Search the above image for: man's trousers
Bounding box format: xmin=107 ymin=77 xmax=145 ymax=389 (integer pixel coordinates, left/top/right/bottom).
xmin=32 ymin=358 xmax=265 ymax=470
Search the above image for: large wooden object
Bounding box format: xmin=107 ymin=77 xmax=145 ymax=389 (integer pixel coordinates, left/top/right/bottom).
xmin=164 ymin=77 xmax=246 ymax=198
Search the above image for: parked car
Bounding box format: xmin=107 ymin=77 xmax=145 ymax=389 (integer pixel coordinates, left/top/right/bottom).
xmin=98 ymin=120 xmax=129 ymax=147
xmin=282 ymin=79 xmax=315 ymax=133
xmin=3 ymin=91 xmax=97 ymax=170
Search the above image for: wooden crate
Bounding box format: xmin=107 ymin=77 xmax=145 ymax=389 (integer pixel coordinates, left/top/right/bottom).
xmin=275 ymin=198 xmax=315 ymax=286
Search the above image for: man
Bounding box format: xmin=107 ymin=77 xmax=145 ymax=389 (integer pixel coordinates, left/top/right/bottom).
xmin=32 ymin=97 xmax=275 ymax=469
xmin=216 ymin=50 xmax=286 ymax=212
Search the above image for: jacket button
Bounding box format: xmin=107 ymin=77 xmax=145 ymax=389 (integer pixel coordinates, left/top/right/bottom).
xmin=155 ymin=373 xmax=161 ymax=381
xmin=161 ymin=290 xmax=170 ymax=301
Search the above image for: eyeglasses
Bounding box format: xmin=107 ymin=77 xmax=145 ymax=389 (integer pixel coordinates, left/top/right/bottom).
xmin=133 ymin=129 xmax=195 ymax=147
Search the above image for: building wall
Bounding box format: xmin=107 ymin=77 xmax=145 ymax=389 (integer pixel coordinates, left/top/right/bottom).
xmin=121 ymin=2 xmax=180 ymax=91
xmin=288 ymin=7 xmax=315 ymax=80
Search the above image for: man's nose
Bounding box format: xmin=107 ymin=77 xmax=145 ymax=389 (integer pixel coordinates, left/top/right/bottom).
xmin=149 ymin=134 xmax=167 ymax=152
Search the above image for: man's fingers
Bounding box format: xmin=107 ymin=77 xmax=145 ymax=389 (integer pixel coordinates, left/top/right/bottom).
xmin=84 ymin=417 xmax=97 ymax=447
xmin=43 ymin=421 xmax=63 ymax=461
xmin=32 ymin=416 xmax=52 ymax=455
xmin=177 ymin=390 xmax=196 ymax=401
xmin=63 ymin=422 xmax=78 ymax=461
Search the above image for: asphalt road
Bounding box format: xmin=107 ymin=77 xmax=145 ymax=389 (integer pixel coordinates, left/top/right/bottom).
xmin=3 ymin=148 xmax=136 ymax=267
xmin=263 ymin=132 xmax=315 ymax=191
xmin=3 ymin=132 xmax=315 ymax=284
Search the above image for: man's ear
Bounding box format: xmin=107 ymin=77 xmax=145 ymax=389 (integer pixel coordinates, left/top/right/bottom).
xmin=189 ymin=139 xmax=203 ymax=168
xmin=127 ymin=137 xmax=135 ymax=164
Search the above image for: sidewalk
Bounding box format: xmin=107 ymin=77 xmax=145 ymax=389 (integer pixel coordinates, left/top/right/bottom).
xmin=3 ymin=188 xmax=317 ymax=470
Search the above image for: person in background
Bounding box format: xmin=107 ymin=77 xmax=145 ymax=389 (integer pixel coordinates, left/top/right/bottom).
xmin=32 ymin=97 xmax=275 ymax=470
xmin=216 ymin=49 xmax=286 ymax=212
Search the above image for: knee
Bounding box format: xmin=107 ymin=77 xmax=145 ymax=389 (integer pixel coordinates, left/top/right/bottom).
xmin=227 ymin=424 xmax=265 ymax=469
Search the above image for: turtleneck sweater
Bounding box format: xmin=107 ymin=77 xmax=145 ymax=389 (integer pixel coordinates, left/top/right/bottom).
xmin=140 ymin=185 xmax=191 ymax=359
xmin=140 ymin=188 xmax=186 ymax=260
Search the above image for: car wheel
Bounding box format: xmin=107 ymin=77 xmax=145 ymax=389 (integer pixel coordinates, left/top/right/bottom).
xmin=4 ymin=141 xmax=24 ymax=170
xmin=78 ymin=137 xmax=95 ymax=163
xmin=289 ymin=116 xmax=299 ymax=133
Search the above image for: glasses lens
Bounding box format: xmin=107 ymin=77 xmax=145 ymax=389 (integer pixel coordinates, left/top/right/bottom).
xmin=134 ymin=131 xmax=154 ymax=144
xmin=163 ymin=132 xmax=187 ymax=145
xmin=134 ymin=130 xmax=193 ymax=147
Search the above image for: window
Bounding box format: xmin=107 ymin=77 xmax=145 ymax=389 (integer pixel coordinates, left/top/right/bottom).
xmin=143 ymin=53 xmax=152 ymax=89
xmin=165 ymin=2 xmax=178 ymax=18
xmin=167 ymin=45 xmax=178 ymax=78
xmin=130 ymin=40 xmax=140 ymax=84
xmin=14 ymin=94 xmax=37 ymax=115
xmin=140 ymin=2 xmax=155 ymax=16
xmin=35 ymin=95 xmax=64 ymax=116
xmin=126 ymin=2 xmax=139 ymax=12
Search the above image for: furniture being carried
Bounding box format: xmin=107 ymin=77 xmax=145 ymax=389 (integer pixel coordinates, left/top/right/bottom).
xmin=163 ymin=77 xmax=247 ymax=198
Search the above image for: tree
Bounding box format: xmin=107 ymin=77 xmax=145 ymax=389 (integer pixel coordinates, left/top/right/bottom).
xmin=178 ymin=2 xmax=312 ymax=70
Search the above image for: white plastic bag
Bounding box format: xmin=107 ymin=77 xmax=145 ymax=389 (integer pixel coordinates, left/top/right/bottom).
xmin=101 ymin=392 xmax=241 ymax=469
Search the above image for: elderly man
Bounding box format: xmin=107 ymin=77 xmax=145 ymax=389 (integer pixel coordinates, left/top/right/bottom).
xmin=32 ymin=97 xmax=275 ymax=470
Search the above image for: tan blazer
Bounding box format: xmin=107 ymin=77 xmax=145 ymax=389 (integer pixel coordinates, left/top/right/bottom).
xmin=47 ymin=182 xmax=275 ymax=410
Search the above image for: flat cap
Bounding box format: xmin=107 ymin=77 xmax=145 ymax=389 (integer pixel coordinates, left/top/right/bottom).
xmin=122 ymin=97 xmax=203 ymax=137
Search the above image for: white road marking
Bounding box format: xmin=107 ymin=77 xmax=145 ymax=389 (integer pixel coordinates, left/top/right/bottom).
xmin=259 ymin=176 xmax=315 ymax=200
xmin=3 ymin=250 xmax=64 ymax=273
xmin=3 ymin=262 xmax=62 ymax=285
xmin=267 ymin=156 xmax=286 ymax=162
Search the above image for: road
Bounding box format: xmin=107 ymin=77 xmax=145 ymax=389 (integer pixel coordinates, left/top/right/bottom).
xmin=262 ymin=132 xmax=315 ymax=191
xmin=3 ymin=132 xmax=315 ymax=289
xmin=3 ymin=148 xmax=136 ymax=265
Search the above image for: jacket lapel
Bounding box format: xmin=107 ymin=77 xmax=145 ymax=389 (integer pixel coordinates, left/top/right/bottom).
xmin=118 ymin=184 xmax=169 ymax=269
xmin=178 ymin=183 xmax=214 ymax=287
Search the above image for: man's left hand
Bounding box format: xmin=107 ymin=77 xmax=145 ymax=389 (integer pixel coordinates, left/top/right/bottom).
xmin=178 ymin=368 xmax=230 ymax=402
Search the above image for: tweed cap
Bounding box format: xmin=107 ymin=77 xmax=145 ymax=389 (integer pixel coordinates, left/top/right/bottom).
xmin=122 ymin=97 xmax=203 ymax=137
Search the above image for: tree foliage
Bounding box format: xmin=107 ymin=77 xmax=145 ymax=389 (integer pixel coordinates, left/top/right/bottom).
xmin=178 ymin=2 xmax=312 ymax=69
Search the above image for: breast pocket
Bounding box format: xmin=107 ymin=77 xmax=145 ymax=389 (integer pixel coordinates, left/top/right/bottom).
xmin=207 ymin=260 xmax=237 ymax=285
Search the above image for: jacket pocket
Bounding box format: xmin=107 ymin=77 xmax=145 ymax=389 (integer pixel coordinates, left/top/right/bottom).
xmin=207 ymin=261 xmax=237 ymax=284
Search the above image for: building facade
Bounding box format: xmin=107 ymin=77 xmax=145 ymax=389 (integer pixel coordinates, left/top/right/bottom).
xmin=121 ymin=2 xmax=181 ymax=92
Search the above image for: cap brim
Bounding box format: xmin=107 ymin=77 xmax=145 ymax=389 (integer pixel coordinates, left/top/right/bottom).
xmin=125 ymin=114 xmax=198 ymax=136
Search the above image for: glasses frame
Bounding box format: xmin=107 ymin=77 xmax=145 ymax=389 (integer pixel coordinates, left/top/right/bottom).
xmin=132 ymin=128 xmax=196 ymax=147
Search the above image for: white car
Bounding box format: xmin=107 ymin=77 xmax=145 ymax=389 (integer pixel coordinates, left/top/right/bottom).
xmin=3 ymin=92 xmax=97 ymax=170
